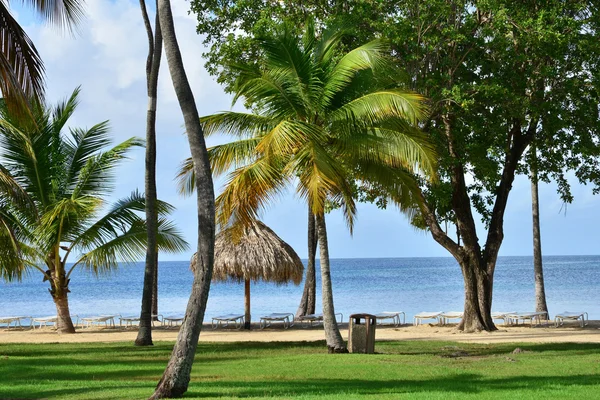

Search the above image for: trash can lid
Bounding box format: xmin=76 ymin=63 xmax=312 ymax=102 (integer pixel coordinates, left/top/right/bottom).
xmin=349 ymin=313 xmax=376 ymax=319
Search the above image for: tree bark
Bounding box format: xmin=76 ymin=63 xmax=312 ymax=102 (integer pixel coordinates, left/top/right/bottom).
xmin=315 ymin=213 xmax=347 ymax=353
xmin=295 ymin=207 xmax=317 ymax=319
xmin=136 ymin=0 xmax=162 ymax=347
xmin=531 ymin=148 xmax=548 ymax=315
xmin=53 ymin=292 xmax=76 ymax=334
xmin=152 ymin=253 xmax=159 ymax=320
xmin=244 ymin=279 xmax=251 ymax=329
xmin=151 ymin=0 xmax=215 ymax=397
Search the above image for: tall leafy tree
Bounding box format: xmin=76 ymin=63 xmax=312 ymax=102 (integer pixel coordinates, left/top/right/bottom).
xmin=177 ymin=21 xmax=436 ymax=352
xmin=151 ymin=0 xmax=216 ymax=397
xmin=0 ymin=0 xmax=85 ymax=108
xmin=0 ymin=88 xmax=188 ymax=333
xmin=190 ymin=0 xmax=600 ymax=331
xmin=135 ymin=0 xmax=163 ymax=347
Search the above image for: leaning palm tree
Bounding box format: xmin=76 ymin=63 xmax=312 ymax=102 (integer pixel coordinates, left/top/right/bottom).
xmin=178 ymin=21 xmax=437 ymax=353
xmin=0 ymin=88 xmax=188 ymax=333
xmin=0 ymin=0 xmax=85 ymax=108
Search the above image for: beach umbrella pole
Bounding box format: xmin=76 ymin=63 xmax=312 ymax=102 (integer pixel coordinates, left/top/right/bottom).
xmin=245 ymin=279 xmax=251 ymax=329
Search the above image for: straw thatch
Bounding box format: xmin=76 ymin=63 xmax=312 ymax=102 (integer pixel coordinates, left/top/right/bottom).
xmin=191 ymin=221 xmax=303 ymax=285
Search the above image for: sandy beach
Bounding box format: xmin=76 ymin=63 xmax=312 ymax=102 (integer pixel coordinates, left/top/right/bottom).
xmin=1 ymin=321 xmax=600 ymax=345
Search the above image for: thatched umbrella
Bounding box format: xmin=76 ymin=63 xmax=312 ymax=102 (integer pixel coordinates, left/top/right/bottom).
xmin=191 ymin=221 xmax=303 ymax=329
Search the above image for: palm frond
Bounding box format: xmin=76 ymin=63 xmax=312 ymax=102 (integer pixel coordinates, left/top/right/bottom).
xmin=0 ymin=1 xmax=45 ymax=106
xmin=256 ymin=120 xmax=326 ymax=159
xmin=216 ymin=158 xmax=289 ymax=228
xmin=22 ymin=0 xmax=86 ymax=33
xmin=201 ymin=112 xmax=276 ymax=137
xmin=64 ymin=121 xmax=112 ymax=189
xmin=331 ymin=90 xmax=428 ymax=126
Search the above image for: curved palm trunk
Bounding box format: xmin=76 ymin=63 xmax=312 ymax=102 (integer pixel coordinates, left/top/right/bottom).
xmin=151 ymin=0 xmax=215 ymax=398
xmin=531 ymin=150 xmax=548 ymax=315
xmin=49 ymin=266 xmax=75 ymax=333
xmin=315 ymin=213 xmax=347 ymax=353
xmin=152 ymin=253 xmax=159 ymax=320
xmin=136 ymin=0 xmax=162 ymax=347
xmin=295 ymin=207 xmax=317 ymax=319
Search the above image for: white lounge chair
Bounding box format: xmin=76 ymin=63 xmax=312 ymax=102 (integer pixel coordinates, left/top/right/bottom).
xmin=375 ymin=311 xmax=405 ymax=327
xmin=32 ymin=316 xmax=58 ymax=329
xmin=80 ymin=315 xmax=118 ymax=328
xmin=119 ymin=314 xmax=163 ymax=328
xmin=554 ymin=311 xmax=588 ymax=328
xmin=260 ymin=313 xmax=294 ymax=329
xmin=0 ymin=316 xmax=29 ymax=329
xmin=505 ymin=312 xmax=548 ymax=327
xmin=492 ymin=312 xmax=516 ymax=325
xmin=439 ymin=311 xmax=463 ymax=325
xmin=413 ymin=312 xmax=443 ymax=326
xmin=211 ymin=314 xmax=245 ymax=329
xmin=163 ymin=315 xmax=184 ymax=327
xmin=296 ymin=313 xmax=344 ymax=327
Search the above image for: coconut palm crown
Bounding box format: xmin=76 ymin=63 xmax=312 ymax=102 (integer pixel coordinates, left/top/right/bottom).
xmin=177 ymin=21 xmax=437 ymax=352
xmin=0 ymin=88 xmax=189 ymax=333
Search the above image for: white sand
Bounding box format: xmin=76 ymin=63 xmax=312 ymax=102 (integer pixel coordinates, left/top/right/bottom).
xmin=1 ymin=321 xmax=599 ymax=344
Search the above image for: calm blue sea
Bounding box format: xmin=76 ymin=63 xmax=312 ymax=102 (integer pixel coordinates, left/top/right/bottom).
xmin=1 ymin=256 xmax=599 ymax=322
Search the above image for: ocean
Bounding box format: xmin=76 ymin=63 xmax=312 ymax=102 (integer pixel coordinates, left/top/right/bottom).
xmin=1 ymin=256 xmax=599 ymax=322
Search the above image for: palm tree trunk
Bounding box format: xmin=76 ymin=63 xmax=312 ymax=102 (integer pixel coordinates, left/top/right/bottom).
xmin=53 ymin=292 xmax=76 ymax=334
xmin=531 ymin=148 xmax=548 ymax=315
xmin=244 ymin=279 xmax=251 ymax=329
xmin=136 ymin=0 xmax=162 ymax=347
xmin=152 ymin=252 xmax=159 ymax=320
xmin=315 ymin=213 xmax=347 ymax=353
xmin=151 ymin=0 xmax=215 ymax=397
xmin=295 ymin=207 xmax=317 ymax=319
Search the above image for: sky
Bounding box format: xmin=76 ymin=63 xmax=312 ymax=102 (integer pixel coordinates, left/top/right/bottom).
xmin=13 ymin=0 xmax=600 ymax=261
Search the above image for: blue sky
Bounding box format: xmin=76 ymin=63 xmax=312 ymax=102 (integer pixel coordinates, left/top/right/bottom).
xmin=14 ymin=0 xmax=600 ymax=261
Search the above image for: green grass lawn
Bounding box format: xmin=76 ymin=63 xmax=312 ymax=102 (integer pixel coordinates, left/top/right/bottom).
xmin=0 ymin=340 xmax=599 ymax=399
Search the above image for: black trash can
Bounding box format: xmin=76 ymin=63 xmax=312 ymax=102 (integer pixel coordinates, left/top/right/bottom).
xmin=348 ymin=313 xmax=376 ymax=354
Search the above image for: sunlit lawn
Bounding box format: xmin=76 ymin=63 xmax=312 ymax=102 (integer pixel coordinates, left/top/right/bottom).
xmin=0 ymin=340 xmax=599 ymax=399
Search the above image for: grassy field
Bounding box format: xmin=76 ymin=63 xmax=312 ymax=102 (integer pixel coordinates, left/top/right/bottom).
xmin=0 ymin=340 xmax=599 ymax=399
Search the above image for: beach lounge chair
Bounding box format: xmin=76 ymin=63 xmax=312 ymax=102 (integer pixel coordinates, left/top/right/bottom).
xmin=554 ymin=311 xmax=588 ymax=328
xmin=31 ymin=316 xmax=58 ymax=329
xmin=211 ymin=314 xmax=245 ymax=329
xmin=80 ymin=315 xmax=118 ymax=328
xmin=492 ymin=312 xmax=516 ymax=325
xmin=413 ymin=312 xmax=443 ymax=326
xmin=439 ymin=311 xmax=463 ymax=325
xmin=505 ymin=312 xmax=548 ymax=327
xmin=163 ymin=315 xmax=184 ymax=327
xmin=260 ymin=313 xmax=295 ymax=329
xmin=119 ymin=314 xmax=164 ymax=328
xmin=0 ymin=316 xmax=29 ymax=329
xmin=374 ymin=311 xmax=405 ymax=327
xmin=296 ymin=313 xmax=344 ymax=327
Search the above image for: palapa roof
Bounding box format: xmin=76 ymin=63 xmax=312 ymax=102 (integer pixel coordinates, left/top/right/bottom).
xmin=191 ymin=221 xmax=303 ymax=285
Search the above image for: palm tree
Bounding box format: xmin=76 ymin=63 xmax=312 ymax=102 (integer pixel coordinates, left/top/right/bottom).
xmin=177 ymin=21 xmax=437 ymax=353
xmin=151 ymin=0 xmax=215 ymax=398
xmin=530 ymin=142 xmax=549 ymax=316
xmin=0 ymin=0 xmax=85 ymax=108
xmin=135 ymin=0 xmax=163 ymax=347
xmin=0 ymin=88 xmax=188 ymax=334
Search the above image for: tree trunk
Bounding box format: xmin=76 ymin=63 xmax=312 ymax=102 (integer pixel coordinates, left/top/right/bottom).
xmin=53 ymin=292 xmax=76 ymax=334
xmin=531 ymin=150 xmax=548 ymax=315
xmin=295 ymin=207 xmax=317 ymax=319
xmin=151 ymin=0 xmax=215 ymax=398
xmin=315 ymin=213 xmax=347 ymax=353
xmin=455 ymin=254 xmax=496 ymax=332
xmin=136 ymin=0 xmax=162 ymax=347
xmin=244 ymin=279 xmax=251 ymax=329
xmin=152 ymin=253 xmax=159 ymax=320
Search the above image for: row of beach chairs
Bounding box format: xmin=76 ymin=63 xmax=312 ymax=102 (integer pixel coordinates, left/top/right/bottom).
xmin=0 ymin=310 xmax=589 ymax=330
xmin=0 ymin=314 xmax=187 ymax=330
xmin=413 ymin=311 xmax=589 ymax=328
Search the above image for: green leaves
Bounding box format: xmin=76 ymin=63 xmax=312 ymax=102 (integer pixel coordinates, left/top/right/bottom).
xmin=0 ymin=89 xmax=186 ymax=282
xmin=187 ymin=21 xmax=437 ymax=233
